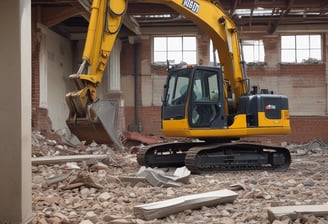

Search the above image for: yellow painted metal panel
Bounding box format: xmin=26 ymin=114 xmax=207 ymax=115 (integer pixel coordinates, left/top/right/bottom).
xmin=258 ymin=111 xmax=290 ymax=129
xmin=228 ymin=114 xmax=247 ymax=129
xmin=109 ymin=0 xmax=127 ymax=15
xmin=162 ymin=111 xmax=290 ymax=138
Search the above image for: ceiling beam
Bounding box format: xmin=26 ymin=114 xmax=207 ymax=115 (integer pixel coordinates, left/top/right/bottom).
xmin=32 ymin=0 xmax=76 ymax=4
xmin=72 ymin=1 xmax=90 ymax=21
xmin=31 ymin=0 xmax=328 ymax=38
xmin=218 ymin=0 xmax=324 ymax=9
xmin=267 ymin=0 xmax=295 ymax=34
xmin=230 ymin=0 xmax=239 ymax=16
xmin=127 ymin=3 xmax=176 ymax=15
xmin=41 ymin=6 xmax=81 ymax=27
xmin=122 ymin=16 xmax=141 ymax=35
xmin=321 ymin=0 xmax=328 ymax=7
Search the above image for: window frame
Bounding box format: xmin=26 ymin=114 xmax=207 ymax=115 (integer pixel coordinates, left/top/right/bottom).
xmin=152 ymin=35 xmax=197 ymax=65
xmin=241 ymin=40 xmax=265 ymax=64
xmin=210 ymin=39 xmax=265 ymax=65
xmin=209 ymin=39 xmax=219 ymax=65
xmin=280 ymin=34 xmax=322 ymax=64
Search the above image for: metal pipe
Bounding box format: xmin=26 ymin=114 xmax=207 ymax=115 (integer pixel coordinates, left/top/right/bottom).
xmin=134 ymin=42 xmax=140 ymax=130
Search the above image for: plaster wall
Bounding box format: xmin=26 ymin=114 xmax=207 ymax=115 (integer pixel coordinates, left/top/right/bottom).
xmin=40 ymin=26 xmax=72 ymax=131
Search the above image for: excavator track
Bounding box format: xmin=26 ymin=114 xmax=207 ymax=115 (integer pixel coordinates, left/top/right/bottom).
xmin=137 ymin=142 xmax=291 ymax=174
xmin=185 ymin=142 xmax=291 ymax=174
xmin=136 ymin=142 xmax=207 ymax=167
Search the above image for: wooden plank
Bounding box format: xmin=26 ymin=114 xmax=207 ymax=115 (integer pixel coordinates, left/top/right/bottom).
xmin=267 ymin=204 xmax=328 ymax=222
xmin=123 ymin=131 xmax=161 ymax=145
xmin=134 ymin=189 xmax=238 ymax=220
xmin=31 ymin=154 xmax=109 ymax=165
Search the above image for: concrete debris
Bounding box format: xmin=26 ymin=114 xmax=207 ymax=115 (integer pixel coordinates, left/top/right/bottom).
xmin=119 ymin=166 xmax=191 ymax=187
xmin=79 ymin=220 xmax=93 ymax=224
xmin=134 ymin=189 xmax=238 ymax=220
xmin=62 ymin=170 xmax=103 ymax=190
xmin=45 ymin=172 xmax=72 ymax=186
xmin=267 ymin=204 xmax=328 ymax=222
xmin=31 ymin=154 xmax=111 ymax=165
xmin=287 ymin=139 xmax=328 ymax=156
xmin=89 ymin=161 xmax=110 ymax=172
xmin=55 ymin=127 xmax=82 ymax=146
xmin=117 ymin=175 xmax=149 ymax=187
xmin=31 ymin=131 xmax=328 ymax=223
xmin=32 ymin=130 xmax=117 ymax=157
xmin=229 ymin=183 xmax=247 ymax=191
xmin=305 ymin=139 xmax=328 ymax=150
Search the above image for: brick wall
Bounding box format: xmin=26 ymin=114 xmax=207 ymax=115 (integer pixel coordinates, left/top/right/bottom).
xmin=197 ymin=33 xmax=210 ymax=65
xmin=31 ymin=7 xmax=40 ymax=129
xmin=30 ymin=18 xmax=327 ymax=144
xmin=32 ymin=108 xmax=53 ymax=132
xmin=130 ymin=105 xmax=328 ymax=144
xmin=247 ymin=64 xmax=326 ymax=116
xmin=31 ymin=7 xmax=52 ymax=132
xmin=124 ymin=32 xmax=328 ymax=145
xmin=244 ymin=116 xmax=328 ymax=144
xmin=246 ymin=64 xmax=326 ymax=76
xmin=288 ymin=116 xmax=328 ymax=143
xmin=120 ymin=42 xmax=135 ymax=77
xmin=125 ymin=106 xmax=162 ymax=136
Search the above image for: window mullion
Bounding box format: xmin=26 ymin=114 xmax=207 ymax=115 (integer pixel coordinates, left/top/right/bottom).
xmin=181 ymin=37 xmax=183 ymax=62
xmin=294 ymin=36 xmax=297 ymax=63
xmin=166 ymin=37 xmax=168 ymax=62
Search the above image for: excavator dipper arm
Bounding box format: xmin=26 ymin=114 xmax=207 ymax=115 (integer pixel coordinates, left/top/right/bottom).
xmin=65 ymin=0 xmax=128 ymax=150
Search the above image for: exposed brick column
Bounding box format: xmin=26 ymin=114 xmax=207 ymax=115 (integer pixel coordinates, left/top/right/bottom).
xmin=31 ymin=6 xmax=41 ymax=130
xmin=325 ymin=32 xmax=328 ymax=114
xmin=31 ymin=6 xmax=52 ymax=132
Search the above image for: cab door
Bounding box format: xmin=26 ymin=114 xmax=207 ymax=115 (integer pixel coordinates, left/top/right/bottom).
xmin=188 ymin=67 xmax=227 ymax=128
xmin=162 ymin=68 xmax=191 ymax=121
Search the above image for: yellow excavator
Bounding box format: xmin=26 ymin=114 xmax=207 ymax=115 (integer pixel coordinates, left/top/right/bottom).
xmin=65 ymin=0 xmax=291 ymax=173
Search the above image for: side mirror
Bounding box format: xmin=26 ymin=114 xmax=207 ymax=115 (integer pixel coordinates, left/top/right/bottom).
xmin=161 ymin=95 xmax=167 ymax=106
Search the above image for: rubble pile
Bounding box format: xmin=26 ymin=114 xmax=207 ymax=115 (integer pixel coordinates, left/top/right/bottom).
xmin=31 ymin=131 xmax=328 ymax=224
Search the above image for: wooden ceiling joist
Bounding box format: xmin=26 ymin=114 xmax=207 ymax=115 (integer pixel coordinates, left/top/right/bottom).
xmin=42 ymin=6 xmax=81 ymax=27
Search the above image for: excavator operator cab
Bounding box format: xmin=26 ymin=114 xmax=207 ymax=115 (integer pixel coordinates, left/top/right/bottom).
xmin=162 ymin=66 xmax=228 ymax=134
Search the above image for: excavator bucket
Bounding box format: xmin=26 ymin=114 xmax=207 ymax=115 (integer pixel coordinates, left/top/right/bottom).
xmin=66 ymin=99 xmax=124 ymax=151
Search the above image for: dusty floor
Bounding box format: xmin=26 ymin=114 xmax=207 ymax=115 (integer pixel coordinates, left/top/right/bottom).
xmin=31 ymin=131 xmax=328 ymax=224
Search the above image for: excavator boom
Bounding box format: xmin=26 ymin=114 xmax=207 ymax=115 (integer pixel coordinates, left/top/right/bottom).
xmin=66 ymin=0 xmax=247 ymax=149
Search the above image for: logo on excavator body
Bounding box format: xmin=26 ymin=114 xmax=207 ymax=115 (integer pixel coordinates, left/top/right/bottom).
xmin=265 ymin=104 xmax=276 ymax=110
xmin=182 ymin=0 xmax=199 ymax=14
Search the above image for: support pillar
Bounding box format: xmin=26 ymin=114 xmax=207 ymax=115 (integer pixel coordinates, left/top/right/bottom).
xmin=326 ymin=32 xmax=328 ymax=114
xmin=0 ymin=0 xmax=32 ymax=223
